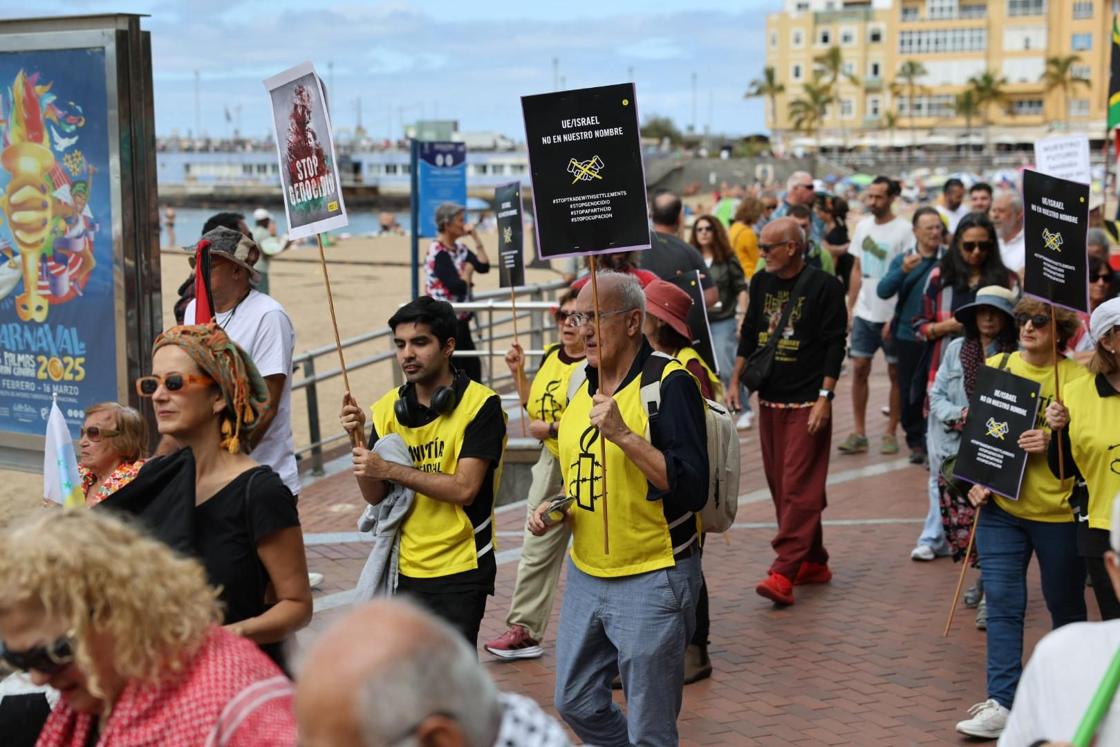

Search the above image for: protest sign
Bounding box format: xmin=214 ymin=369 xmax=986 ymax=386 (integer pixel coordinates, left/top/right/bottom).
xmin=1023 ymin=168 xmax=1090 ymax=313
xmin=675 ymin=269 xmax=719 ymax=376
xmin=264 ymin=62 xmax=348 ymax=241
xmin=521 ymin=83 xmax=649 ymax=259
xmin=952 ymin=365 xmax=1041 ymax=500
xmin=496 ymin=182 xmax=525 ymax=288
xmin=1034 ymin=135 xmax=1091 ymax=185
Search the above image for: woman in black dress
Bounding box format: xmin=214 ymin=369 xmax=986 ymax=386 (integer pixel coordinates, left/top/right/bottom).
xmin=106 ymin=324 xmax=312 ymax=669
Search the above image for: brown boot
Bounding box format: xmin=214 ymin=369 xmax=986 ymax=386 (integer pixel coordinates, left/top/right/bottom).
xmin=683 ymin=644 xmax=712 ymax=684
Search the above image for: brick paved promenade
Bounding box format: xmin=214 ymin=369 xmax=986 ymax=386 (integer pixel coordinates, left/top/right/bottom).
xmin=294 ymin=365 xmax=1097 ymax=746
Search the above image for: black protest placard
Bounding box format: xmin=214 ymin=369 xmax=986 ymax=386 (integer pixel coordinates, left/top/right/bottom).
xmin=521 ymin=83 xmax=650 ymax=259
xmin=1023 ymin=169 xmax=1090 ymax=313
xmin=674 ymin=269 xmax=719 ymax=376
xmin=953 ymin=365 xmax=1041 ymax=500
xmin=496 ymin=182 xmax=525 ymax=288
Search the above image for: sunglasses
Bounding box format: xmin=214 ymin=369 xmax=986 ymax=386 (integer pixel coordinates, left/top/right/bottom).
xmin=79 ymin=426 xmax=119 ymax=442
xmin=758 ymin=241 xmax=792 ymax=254
xmin=135 ymin=373 xmax=213 ymax=397
xmin=0 ymin=634 xmax=75 ymax=675
xmin=555 ymin=309 xmax=575 ymax=321
xmin=1015 ymin=313 xmax=1052 ymax=328
xmin=694 ymin=225 xmax=714 ymax=233
xmin=1092 ymin=274 xmax=1113 ymax=284
xmin=961 ymin=241 xmax=993 ymax=254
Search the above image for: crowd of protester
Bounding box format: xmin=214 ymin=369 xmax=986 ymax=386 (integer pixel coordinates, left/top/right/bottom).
xmin=3 ymin=167 xmax=1120 ymax=746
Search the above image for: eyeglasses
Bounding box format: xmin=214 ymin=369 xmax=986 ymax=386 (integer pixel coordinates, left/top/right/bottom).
xmin=565 ymin=309 xmax=636 ymax=328
xmin=763 ymin=203 xmax=778 ymax=211
xmin=135 ymin=373 xmax=213 ymax=397
xmin=1092 ymin=274 xmax=1113 ymax=284
xmin=694 ymin=225 xmax=713 ymax=233
xmin=796 ymin=183 xmax=814 ymax=190
xmin=555 ymin=309 xmax=575 ymax=321
xmin=960 ymin=241 xmax=994 ymax=254
xmin=79 ymin=426 xmax=119 ymax=442
xmin=0 ymin=634 xmax=75 ymax=675
xmin=758 ymin=241 xmax=793 ymax=254
xmin=1015 ymin=313 xmax=1052 ymax=328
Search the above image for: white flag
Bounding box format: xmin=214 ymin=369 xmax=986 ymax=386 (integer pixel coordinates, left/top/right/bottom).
xmin=43 ymin=395 xmax=84 ymax=508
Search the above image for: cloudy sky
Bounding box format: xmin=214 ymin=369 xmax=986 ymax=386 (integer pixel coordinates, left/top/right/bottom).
xmin=8 ymin=0 xmax=781 ymax=141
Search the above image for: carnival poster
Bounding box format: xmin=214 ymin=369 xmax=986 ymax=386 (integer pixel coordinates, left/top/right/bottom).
xmin=0 ymin=48 xmax=116 ymax=438
xmin=264 ymin=62 xmax=348 ymax=241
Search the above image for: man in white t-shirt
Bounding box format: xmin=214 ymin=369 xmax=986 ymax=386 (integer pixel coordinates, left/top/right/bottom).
xmin=840 ymin=176 xmax=913 ymax=456
xmin=992 ymin=188 xmax=1025 ymax=276
xmin=183 ymin=226 xmax=300 ymax=497
xmin=936 ymin=177 xmax=969 ymax=236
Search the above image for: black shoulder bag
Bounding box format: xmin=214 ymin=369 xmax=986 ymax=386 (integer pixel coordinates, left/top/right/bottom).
xmin=743 ymin=268 xmax=813 ymax=392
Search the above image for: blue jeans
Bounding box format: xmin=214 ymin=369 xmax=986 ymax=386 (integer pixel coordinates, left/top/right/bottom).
xmin=554 ymin=554 xmax=701 ymax=747
xmin=711 ymin=316 xmax=750 ymax=412
xmin=917 ymin=457 xmax=949 ymax=553
xmin=975 ymin=500 xmax=1085 ymax=708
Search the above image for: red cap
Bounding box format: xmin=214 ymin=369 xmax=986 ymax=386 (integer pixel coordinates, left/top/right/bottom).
xmin=644 ymin=279 xmax=694 ymax=341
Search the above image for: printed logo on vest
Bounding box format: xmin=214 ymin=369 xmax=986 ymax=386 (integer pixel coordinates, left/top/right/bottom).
xmin=570 ymin=425 xmax=603 ymax=511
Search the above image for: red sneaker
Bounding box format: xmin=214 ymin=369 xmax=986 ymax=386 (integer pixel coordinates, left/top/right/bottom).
xmin=484 ymin=625 xmax=543 ymax=660
xmin=755 ymin=572 xmax=795 ymax=606
xmin=795 ymin=562 xmax=832 ymax=586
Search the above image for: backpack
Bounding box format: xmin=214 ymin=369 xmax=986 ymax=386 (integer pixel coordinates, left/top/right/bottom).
xmin=638 ymin=352 xmax=740 ymax=533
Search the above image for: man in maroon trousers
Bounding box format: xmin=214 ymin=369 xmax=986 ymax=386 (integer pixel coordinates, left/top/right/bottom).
xmin=728 ymin=217 xmax=848 ymax=606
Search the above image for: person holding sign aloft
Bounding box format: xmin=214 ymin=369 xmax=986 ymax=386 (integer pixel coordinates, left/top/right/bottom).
xmin=1045 ymin=297 xmax=1120 ymax=621
xmin=485 ymin=289 xmax=586 ymax=661
xmin=527 ymin=272 xmax=708 ymax=747
xmin=955 ymin=298 xmax=1090 ymax=740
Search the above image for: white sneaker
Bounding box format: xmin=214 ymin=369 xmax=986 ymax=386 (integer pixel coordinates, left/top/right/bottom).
xmin=308 ymin=572 xmax=324 ymax=589
xmin=910 ymin=545 xmax=936 ymax=561
xmin=955 ymin=699 xmax=1009 ymax=739
xmin=736 ymin=411 xmax=754 ymax=430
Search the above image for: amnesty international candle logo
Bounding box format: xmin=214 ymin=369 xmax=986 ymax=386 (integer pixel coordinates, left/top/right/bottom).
xmin=985 ymin=418 xmax=1009 ymax=440
xmin=1041 ymin=227 xmax=1064 ymax=253
xmin=522 ymin=82 xmax=650 ymax=259
xmin=569 ymin=425 xmax=603 ymax=511
xmin=532 ymin=379 xmax=563 ymax=423
xmin=264 ymin=62 xmax=349 ymax=241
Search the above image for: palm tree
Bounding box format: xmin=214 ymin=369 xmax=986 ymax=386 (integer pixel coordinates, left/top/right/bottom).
xmin=967 ymin=70 xmax=1009 ymax=157
xmin=745 ymin=66 xmax=785 ymax=146
xmin=788 ymin=80 xmax=834 ymax=153
xmin=1042 ymin=54 xmax=1089 ymax=130
xmin=955 ymin=89 xmax=980 ymax=154
xmin=813 ymin=45 xmax=860 ymax=154
xmin=890 ymin=60 xmax=929 ymax=153
xmin=883 ymin=111 xmax=898 ymax=149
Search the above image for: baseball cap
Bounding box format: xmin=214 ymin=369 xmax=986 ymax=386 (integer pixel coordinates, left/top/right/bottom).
xmin=252 ymin=208 xmax=272 ymax=223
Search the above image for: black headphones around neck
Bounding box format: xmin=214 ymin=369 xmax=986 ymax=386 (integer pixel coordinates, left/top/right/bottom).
xmin=393 ymin=371 xmax=464 ymax=427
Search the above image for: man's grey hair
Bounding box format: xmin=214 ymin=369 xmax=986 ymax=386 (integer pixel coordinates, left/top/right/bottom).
xmin=786 ymin=170 xmax=812 ymax=191
xmin=596 ymin=269 xmax=645 ymax=322
xmin=994 ymin=188 xmax=1023 ymax=216
xmin=355 ymin=605 xmax=501 ymax=747
xmin=1089 ymin=228 xmax=1109 ymax=248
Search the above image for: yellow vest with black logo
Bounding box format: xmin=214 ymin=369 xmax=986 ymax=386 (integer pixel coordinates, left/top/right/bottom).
xmin=986 ymin=353 xmax=1089 ymax=522
xmin=371 ymin=380 xmax=504 ymax=578
xmin=528 ymin=344 xmax=585 ymax=457
xmin=1064 ymin=374 xmax=1120 ymax=530
xmin=675 ymin=346 xmax=724 ymax=402
xmin=558 ymin=357 xmax=696 ymax=577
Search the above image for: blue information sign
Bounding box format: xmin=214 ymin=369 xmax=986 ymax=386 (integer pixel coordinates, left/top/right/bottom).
xmin=410 ymin=141 xmax=467 ymax=297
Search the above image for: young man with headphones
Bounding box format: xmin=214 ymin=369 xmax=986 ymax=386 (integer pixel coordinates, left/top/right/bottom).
xmin=339 ymin=297 xmax=506 ymax=647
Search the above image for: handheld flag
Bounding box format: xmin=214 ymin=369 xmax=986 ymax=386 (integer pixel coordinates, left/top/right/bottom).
xmin=43 ymin=395 xmax=84 ymax=508
xmin=1110 ymin=15 xmax=1120 ymax=132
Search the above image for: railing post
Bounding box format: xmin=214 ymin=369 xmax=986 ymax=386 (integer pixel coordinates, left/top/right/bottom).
xmin=530 ymin=288 xmax=545 ymax=356
xmin=487 ymin=301 xmax=495 ymax=385
xmin=303 ymin=358 xmax=325 ymax=476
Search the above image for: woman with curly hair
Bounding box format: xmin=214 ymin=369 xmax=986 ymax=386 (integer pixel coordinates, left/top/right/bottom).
xmin=100 ymin=324 xmax=311 ymax=670
xmin=0 ymin=510 xmax=297 ymax=746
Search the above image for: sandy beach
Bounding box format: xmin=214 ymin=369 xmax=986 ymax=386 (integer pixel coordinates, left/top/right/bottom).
xmin=0 ymin=230 xmax=564 ymax=527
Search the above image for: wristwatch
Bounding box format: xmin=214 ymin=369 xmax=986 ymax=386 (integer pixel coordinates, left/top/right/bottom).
xmin=818 ymin=388 xmax=835 ymax=401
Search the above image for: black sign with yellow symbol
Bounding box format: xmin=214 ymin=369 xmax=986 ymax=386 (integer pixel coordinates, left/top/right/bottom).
xmin=496 ymin=181 xmax=525 ymax=288
xmin=568 ymin=424 xmax=603 ymax=512
xmin=1023 ymin=168 xmax=1090 ymax=313
xmin=521 ymin=82 xmax=650 ymax=260
xmin=953 ymin=365 xmax=1042 ymax=501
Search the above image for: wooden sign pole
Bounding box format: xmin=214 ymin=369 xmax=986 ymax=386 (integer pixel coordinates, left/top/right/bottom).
xmin=589 ymin=257 xmax=609 ymax=555
xmin=943 ymin=504 xmax=982 ymax=637
xmin=510 ymin=289 xmax=528 ymax=437
xmin=316 ymin=233 xmax=362 ymax=449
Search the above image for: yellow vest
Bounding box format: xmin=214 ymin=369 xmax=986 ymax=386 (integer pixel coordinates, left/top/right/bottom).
xmin=371 ymin=380 xmax=505 ymax=578
xmin=986 ymin=353 xmax=1090 ymax=522
xmin=675 ymin=346 xmax=724 ymax=402
xmin=1064 ymin=374 xmax=1120 ymax=530
xmin=558 ymin=355 xmax=697 ymax=577
xmin=527 ymin=344 xmax=586 ymax=457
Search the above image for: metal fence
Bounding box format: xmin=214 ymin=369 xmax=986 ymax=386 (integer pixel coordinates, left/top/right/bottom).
xmin=291 ymin=279 xmax=569 ymax=475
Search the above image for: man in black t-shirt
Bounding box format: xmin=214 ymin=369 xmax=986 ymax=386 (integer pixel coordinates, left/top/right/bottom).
xmin=728 ymin=217 xmax=847 ymax=607
xmin=642 ymin=191 xmax=717 ymax=308
xmin=340 ymin=297 xmax=506 ymax=648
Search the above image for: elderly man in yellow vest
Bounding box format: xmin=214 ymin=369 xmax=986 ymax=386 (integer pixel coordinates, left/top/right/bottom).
xmin=528 ymin=271 xmax=709 ymax=747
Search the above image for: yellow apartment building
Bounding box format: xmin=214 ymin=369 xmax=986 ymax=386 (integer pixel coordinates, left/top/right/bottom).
xmin=764 ymin=0 xmax=1115 ymax=149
